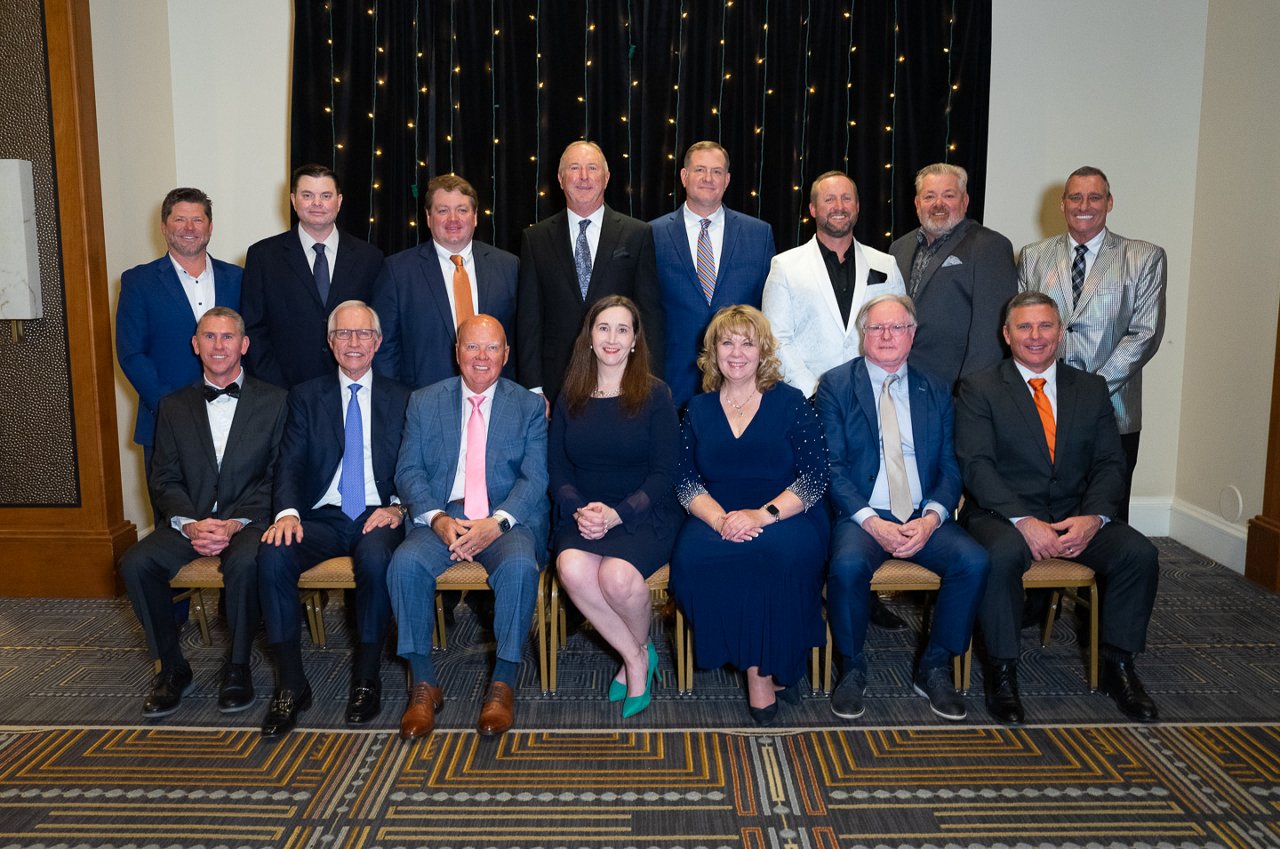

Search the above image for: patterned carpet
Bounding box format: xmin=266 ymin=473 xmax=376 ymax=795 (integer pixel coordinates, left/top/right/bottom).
xmin=0 ymin=537 xmax=1276 ymax=847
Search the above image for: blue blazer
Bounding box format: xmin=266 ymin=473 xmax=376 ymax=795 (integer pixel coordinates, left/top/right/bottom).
xmin=650 ymin=207 xmax=775 ymax=407
xmin=241 ymin=228 xmax=384 ymax=388
xmin=395 ymin=377 xmax=549 ymax=547
xmin=115 ymin=254 xmax=242 ymax=446
xmin=273 ymin=371 xmax=412 ymax=516
xmin=816 ymin=357 xmax=962 ymax=520
xmin=372 ymin=240 xmax=518 ymax=389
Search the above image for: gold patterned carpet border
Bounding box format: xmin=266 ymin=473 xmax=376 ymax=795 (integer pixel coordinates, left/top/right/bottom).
xmin=0 ymin=723 xmax=1277 ymax=849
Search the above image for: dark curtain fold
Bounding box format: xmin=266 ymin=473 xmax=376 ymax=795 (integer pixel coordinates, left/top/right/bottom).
xmin=291 ymin=0 xmax=991 ymax=256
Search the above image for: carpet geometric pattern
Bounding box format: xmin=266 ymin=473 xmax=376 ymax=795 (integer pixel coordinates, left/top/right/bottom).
xmin=0 ymin=723 xmax=1278 ymax=847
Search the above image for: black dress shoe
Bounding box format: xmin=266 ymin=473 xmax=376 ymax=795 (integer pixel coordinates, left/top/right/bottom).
xmin=1101 ymin=658 xmax=1159 ymax=722
xmin=261 ymin=685 xmax=313 ymax=738
xmin=346 ymin=679 xmax=382 ymax=724
xmin=748 ymin=701 xmax=779 ymax=726
xmin=869 ymin=595 xmax=908 ymax=630
xmin=984 ymin=662 xmax=1025 ymax=724
xmin=142 ymin=665 xmax=194 ymax=718
xmin=217 ymin=663 xmax=255 ymax=714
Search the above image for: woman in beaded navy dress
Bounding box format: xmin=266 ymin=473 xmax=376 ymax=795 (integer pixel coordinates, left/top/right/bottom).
xmin=671 ymin=305 xmax=829 ymax=725
xmin=549 ymin=295 xmax=682 ymax=719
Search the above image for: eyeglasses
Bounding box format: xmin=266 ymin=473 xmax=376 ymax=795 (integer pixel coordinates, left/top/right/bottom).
xmin=330 ymin=329 xmax=377 ymax=341
xmin=864 ymin=322 xmax=916 ymax=337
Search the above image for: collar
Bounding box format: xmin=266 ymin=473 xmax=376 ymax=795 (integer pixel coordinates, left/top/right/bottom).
xmin=1014 ymin=359 xmax=1058 ymax=385
xmin=339 ymin=369 xmax=373 ymax=393
xmin=1069 ymin=228 xmax=1107 ymax=255
xmin=682 ymin=203 xmax=724 ymax=227
xmin=298 ymin=225 xmax=339 ymax=254
xmin=203 ymin=368 xmax=244 ymax=392
xmin=567 ymin=206 xmax=605 ymax=231
xmin=434 ymin=240 xmax=474 ymax=263
xmin=462 ymin=380 xmax=498 ymax=408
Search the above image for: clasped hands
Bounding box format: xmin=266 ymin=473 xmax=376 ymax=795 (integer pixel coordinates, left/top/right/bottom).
xmin=713 ymin=508 xmax=768 ymax=543
xmin=431 ymin=513 xmax=502 ymax=561
xmin=1015 ymin=514 xmax=1102 ymax=560
xmin=865 ymin=512 xmax=939 ymax=559
xmin=575 ymin=502 xmax=621 ymax=541
xmin=182 ymin=518 xmax=244 ymax=556
xmin=260 ymin=507 xmax=403 ymax=547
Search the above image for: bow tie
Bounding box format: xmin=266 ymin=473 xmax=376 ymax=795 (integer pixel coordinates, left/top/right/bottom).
xmin=203 ymin=383 xmax=241 ymax=402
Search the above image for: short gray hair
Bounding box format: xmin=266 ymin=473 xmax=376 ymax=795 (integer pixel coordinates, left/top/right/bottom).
xmin=327 ymin=300 xmax=382 ymax=336
xmin=914 ymin=163 xmax=968 ymax=194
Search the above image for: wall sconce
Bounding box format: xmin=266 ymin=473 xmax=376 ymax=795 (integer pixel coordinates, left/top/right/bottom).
xmin=0 ymin=160 xmax=43 ymax=342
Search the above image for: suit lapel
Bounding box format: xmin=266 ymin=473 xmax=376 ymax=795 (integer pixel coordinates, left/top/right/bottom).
xmin=1000 ymin=360 xmax=1054 ymax=466
xmin=441 ymin=379 xmax=464 ymax=488
xmin=324 ymin=374 xmax=346 ymax=469
xmin=284 ymin=230 xmax=325 ymax=309
xmin=1074 ymin=230 xmax=1118 ymax=316
xmin=187 ymin=387 xmax=220 ymax=474
xmin=546 ymin=211 xmax=582 ymax=303
xmin=587 ymin=207 xmax=623 ymax=299
xmin=804 ymin=238 xmax=846 ymax=332
xmin=711 ymin=210 xmax=741 ymax=303
xmin=906 ymin=368 xmax=933 ymax=456
xmin=661 ymin=213 xmax=701 ymax=299
xmin=156 ymin=258 xmax=195 ymax=318
xmin=419 ymin=244 xmax=457 ymax=339
xmin=913 ymin=219 xmax=971 ymax=302
xmin=1053 ymin=366 xmax=1080 ymax=465
xmin=852 ymin=359 xmax=879 ymax=436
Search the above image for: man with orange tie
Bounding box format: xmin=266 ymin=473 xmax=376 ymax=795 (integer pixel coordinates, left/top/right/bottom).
xmin=373 ymin=174 xmax=519 ymax=390
xmin=954 ymin=291 xmax=1160 ymax=725
xmin=387 ymin=315 xmax=548 ymax=740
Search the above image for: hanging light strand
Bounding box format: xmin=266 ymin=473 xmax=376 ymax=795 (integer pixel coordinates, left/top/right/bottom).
xmin=366 ymin=1 xmax=381 ymax=239
xmin=793 ymin=0 xmax=814 ymax=247
xmin=943 ymin=0 xmax=957 ymax=160
xmin=754 ymin=0 xmax=770 ymax=219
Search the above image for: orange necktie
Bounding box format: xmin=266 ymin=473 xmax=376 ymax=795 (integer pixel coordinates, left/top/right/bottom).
xmin=450 ymin=254 xmax=475 ymax=327
xmin=1029 ymin=377 xmax=1055 ymax=462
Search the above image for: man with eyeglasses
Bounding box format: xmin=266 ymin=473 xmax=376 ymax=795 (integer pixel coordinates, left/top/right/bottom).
xmin=256 ymin=300 xmax=413 ymax=737
xmin=816 ymin=294 xmax=989 ymax=723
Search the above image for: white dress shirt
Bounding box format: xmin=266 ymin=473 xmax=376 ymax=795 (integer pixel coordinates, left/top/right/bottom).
xmin=298 ymin=225 xmax=340 ymax=277
xmin=1069 ymin=228 xmax=1107 ymax=283
xmin=566 ymin=205 xmax=605 ymax=266
xmin=168 ymin=254 xmax=215 ymax=321
xmin=682 ymin=203 xmax=725 ymax=278
xmin=172 ymin=368 xmax=250 ymax=534
xmin=433 ymin=240 xmax=479 ymax=327
xmin=421 ymin=383 xmax=516 ymax=528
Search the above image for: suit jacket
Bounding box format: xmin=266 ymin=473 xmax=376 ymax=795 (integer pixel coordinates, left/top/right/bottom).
xmin=241 ymin=227 xmax=385 ymax=388
xmin=650 ymin=206 xmax=776 ymax=407
xmin=396 ymin=377 xmax=549 ymax=547
xmin=762 ymin=236 xmax=906 ymax=397
xmin=273 ymin=371 xmax=412 ymax=516
xmin=372 ymin=240 xmax=519 ymax=389
xmin=149 ymin=375 xmax=288 ymax=526
xmin=115 ymin=254 xmax=242 ymax=446
xmin=816 ymin=358 xmax=961 ymax=520
xmin=954 ymin=359 xmax=1126 ymax=523
xmin=516 ymin=206 xmax=664 ymax=400
xmin=1017 ymin=229 xmax=1166 ymax=434
xmin=889 ymin=218 xmax=1016 ymax=390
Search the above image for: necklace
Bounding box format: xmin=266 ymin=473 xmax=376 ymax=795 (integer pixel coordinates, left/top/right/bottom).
xmin=722 ymin=387 xmax=758 ymax=417
xmin=591 ymin=386 xmax=621 ymax=398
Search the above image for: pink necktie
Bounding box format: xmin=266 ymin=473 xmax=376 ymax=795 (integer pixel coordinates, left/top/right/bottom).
xmin=464 ymin=395 xmax=489 ymax=519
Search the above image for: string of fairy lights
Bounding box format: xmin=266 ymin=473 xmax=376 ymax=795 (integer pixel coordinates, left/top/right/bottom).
xmin=313 ymin=2 xmax=972 ymax=248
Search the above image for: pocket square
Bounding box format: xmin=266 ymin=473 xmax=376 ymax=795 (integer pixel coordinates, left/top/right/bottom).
xmin=942 ymin=255 xmax=963 ymax=267
xmin=611 ymin=248 xmax=632 ymax=259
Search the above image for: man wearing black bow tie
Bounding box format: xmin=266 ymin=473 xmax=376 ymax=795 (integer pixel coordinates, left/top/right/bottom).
xmin=119 ymin=307 xmax=288 ymax=720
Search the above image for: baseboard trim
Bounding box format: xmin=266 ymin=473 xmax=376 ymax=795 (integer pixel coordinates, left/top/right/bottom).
xmin=1128 ymin=497 xmax=1171 ymax=537
xmin=1169 ymin=499 xmax=1248 ymax=573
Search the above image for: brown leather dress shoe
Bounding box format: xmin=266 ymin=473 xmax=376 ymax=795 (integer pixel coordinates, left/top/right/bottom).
xmin=399 ymin=682 xmax=444 ymax=740
xmin=476 ymin=681 xmax=515 ymax=736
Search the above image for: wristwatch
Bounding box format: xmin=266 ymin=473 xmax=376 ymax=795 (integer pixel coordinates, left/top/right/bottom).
xmin=392 ymin=503 xmax=408 ymax=519
xmin=764 ymin=504 xmax=781 ymax=523
xmin=495 ymin=516 xmax=512 ymax=534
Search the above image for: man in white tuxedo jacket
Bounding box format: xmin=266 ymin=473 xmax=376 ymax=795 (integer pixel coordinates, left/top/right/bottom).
xmin=763 ymin=171 xmax=906 ymax=399
xmin=1017 ymin=166 xmax=1166 ymax=521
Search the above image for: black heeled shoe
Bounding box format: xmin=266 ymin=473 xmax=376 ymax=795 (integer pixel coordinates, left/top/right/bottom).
xmin=748 ymin=701 xmax=779 ymax=726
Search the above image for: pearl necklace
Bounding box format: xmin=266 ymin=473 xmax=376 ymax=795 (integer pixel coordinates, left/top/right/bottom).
xmin=722 ymin=388 xmax=758 ymax=417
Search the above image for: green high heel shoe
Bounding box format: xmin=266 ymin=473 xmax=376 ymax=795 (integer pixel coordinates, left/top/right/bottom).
xmin=622 ymin=642 xmax=659 ymax=718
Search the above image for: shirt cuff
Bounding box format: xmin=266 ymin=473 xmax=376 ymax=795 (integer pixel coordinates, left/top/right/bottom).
xmin=923 ymin=502 xmax=948 ymax=524
xmin=494 ymin=509 xmax=517 ymax=527
xmin=853 ymin=507 xmax=878 ymax=527
xmin=274 ymin=508 xmax=301 ymax=522
xmin=172 ymin=517 xmax=194 ymax=536
xmin=419 ymin=508 xmax=442 ymax=527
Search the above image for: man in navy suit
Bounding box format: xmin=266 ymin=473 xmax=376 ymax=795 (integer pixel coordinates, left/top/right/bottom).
xmin=241 ymin=165 xmax=385 ymax=388
xmin=955 ymin=291 xmax=1160 ymax=724
xmin=816 ymin=294 xmax=989 ymax=722
xmin=517 ymin=141 xmax=663 ymax=403
xmin=119 ymin=308 xmax=287 ymax=719
xmin=389 ymin=315 xmax=548 ymax=740
xmin=373 ymin=174 xmax=518 ymax=389
xmin=257 ymin=300 xmax=412 ymax=737
xmin=116 ymin=187 xmax=242 ymax=470
xmin=651 ymin=141 xmax=775 ymax=410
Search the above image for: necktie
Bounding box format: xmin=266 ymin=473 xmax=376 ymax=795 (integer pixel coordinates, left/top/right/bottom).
xmin=1070 ymin=243 xmax=1087 ymax=307
xmin=878 ymin=373 xmax=913 ymax=522
xmin=313 ymin=242 xmax=331 ymax=304
xmin=464 ymin=395 xmax=489 ymax=519
xmin=574 ymin=219 xmax=592 ymax=299
xmin=203 ymin=383 xmax=240 ymax=402
xmin=695 ymin=218 xmax=716 ymax=303
xmin=1029 ymin=377 xmax=1056 ymax=463
xmin=340 ymin=384 xmax=365 ymax=521
xmin=450 ymin=254 xmax=475 ymax=327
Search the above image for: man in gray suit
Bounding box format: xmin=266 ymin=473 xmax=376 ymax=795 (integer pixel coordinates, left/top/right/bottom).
xmin=889 ymin=164 xmax=1017 ymax=390
xmin=388 ymin=314 xmax=549 ymax=740
xmin=1018 ymin=167 xmax=1166 ymax=521
xmin=119 ymin=308 xmax=288 ymax=719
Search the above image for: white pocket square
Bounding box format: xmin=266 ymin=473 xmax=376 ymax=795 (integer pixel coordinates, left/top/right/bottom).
xmin=942 ymin=255 xmax=963 ymax=267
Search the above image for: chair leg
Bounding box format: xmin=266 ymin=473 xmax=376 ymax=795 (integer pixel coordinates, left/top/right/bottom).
xmin=190 ymin=589 xmax=211 ymax=646
xmin=675 ymin=607 xmax=690 ymax=694
xmin=433 ymin=592 xmax=447 ymax=649
xmin=823 ymin=622 xmax=834 ymax=695
xmin=1041 ymin=590 xmax=1062 ymax=647
xmin=537 ymin=571 xmax=549 ymax=694
xmin=1088 ymin=581 xmax=1100 ymax=691
xmin=549 ymin=575 xmax=561 ymax=693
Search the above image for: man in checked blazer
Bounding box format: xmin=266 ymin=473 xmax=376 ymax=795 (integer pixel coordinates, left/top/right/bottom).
xmin=1017 ymin=167 xmax=1166 ymax=521
xmin=388 ymin=315 xmax=548 ymax=740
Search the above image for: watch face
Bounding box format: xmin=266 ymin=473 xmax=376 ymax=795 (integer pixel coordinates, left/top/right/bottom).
xmin=766 ymin=504 xmax=780 ymax=517
xmin=497 ymin=517 xmax=512 ymax=533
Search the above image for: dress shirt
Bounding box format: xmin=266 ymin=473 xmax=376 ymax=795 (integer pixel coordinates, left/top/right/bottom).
xmin=682 ymin=203 xmax=725 ymax=277
xmin=854 ymin=361 xmax=947 ymax=527
xmin=168 ymin=254 xmax=215 ymax=321
xmin=297 ymin=225 xmax=340 ymax=279
xmin=817 ymin=240 xmax=857 ymax=327
xmin=908 ymin=226 xmax=956 ymax=297
xmin=314 ymin=369 xmax=380 ymax=513
xmin=172 ymin=368 xmax=250 ymax=534
xmin=566 ymin=206 xmax=605 ymax=266
xmin=1069 ymin=228 xmax=1107 ymax=284
xmin=421 ymin=383 xmax=517 ymax=528
xmin=433 ymin=240 xmax=479 ymax=327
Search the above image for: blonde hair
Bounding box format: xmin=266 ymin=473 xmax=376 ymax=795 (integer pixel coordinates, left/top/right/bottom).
xmin=697 ymin=305 xmax=784 ymax=393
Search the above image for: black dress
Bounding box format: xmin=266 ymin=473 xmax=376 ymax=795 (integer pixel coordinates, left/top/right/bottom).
xmin=670 ymin=382 xmax=829 ymax=684
xmin=548 ymin=381 xmax=683 ymax=577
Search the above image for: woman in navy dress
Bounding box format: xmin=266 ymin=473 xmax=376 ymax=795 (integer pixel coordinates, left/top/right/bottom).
xmin=671 ymin=305 xmax=829 ymax=725
xmin=550 ymin=295 xmax=682 ymax=718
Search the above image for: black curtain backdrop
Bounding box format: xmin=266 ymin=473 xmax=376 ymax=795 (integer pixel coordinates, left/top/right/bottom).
xmin=291 ymin=0 xmax=991 ymax=257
